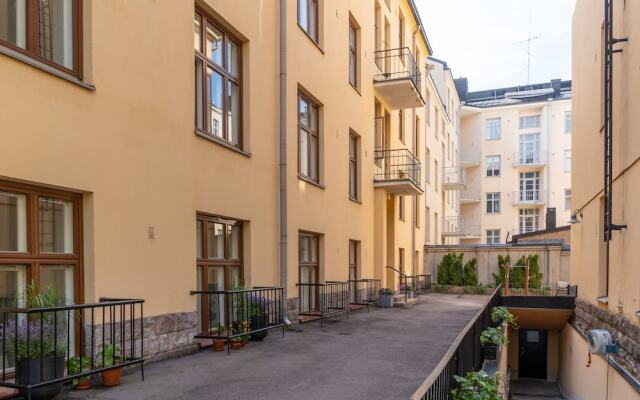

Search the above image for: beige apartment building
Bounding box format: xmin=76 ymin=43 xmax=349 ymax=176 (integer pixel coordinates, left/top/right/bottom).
xmin=0 ymin=0 xmax=432 ymax=363
xmin=454 ymin=79 xmax=573 ymax=245
xmin=423 ymin=57 xmax=462 ymax=246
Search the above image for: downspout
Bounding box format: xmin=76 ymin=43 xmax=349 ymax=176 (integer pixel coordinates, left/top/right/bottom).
xmin=279 ymin=0 xmax=288 ymax=308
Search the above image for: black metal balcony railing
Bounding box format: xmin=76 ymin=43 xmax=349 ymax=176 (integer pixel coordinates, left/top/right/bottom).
xmin=374 ymin=148 xmax=422 ymax=190
xmin=190 ymin=287 xmax=285 ymax=353
xmin=373 ymin=47 xmax=422 ymax=94
xmin=0 ymin=298 xmax=145 ymax=398
xmin=297 ymin=282 xmax=350 ymax=326
xmin=348 ymin=279 xmax=381 ymax=309
xmin=413 ymin=286 xmax=501 ymax=399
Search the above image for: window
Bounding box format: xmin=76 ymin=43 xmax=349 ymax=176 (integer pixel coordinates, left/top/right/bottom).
xmin=398 ymin=13 xmax=404 ymax=47
xmin=399 ymin=195 xmax=405 ymax=221
xmin=434 ymin=160 xmax=438 ymax=190
xmin=425 ymin=91 xmax=431 ymax=125
xmin=0 ymin=0 xmax=81 ymax=76
xmin=565 ymin=189 xmax=572 ymax=211
xmin=349 ymin=132 xmax=359 ymax=200
xmin=348 ymin=20 xmax=359 ymax=88
xmin=298 ymin=93 xmax=320 ymax=182
xmin=414 ymin=197 xmax=420 ymax=228
xmin=398 ymin=248 xmax=405 ymax=274
xmin=399 ymin=109 xmax=404 ymax=142
xmin=434 ymin=109 xmax=439 ymax=139
xmin=519 ymin=209 xmax=540 ymax=233
xmin=434 ymin=212 xmax=439 ymax=243
xmin=485 ymin=118 xmax=501 ymax=140
xmin=425 ymin=148 xmax=431 ymax=183
xmin=519 ymin=172 xmax=541 ymax=201
xmin=518 ymin=132 xmax=541 ymax=164
xmin=565 ymin=111 xmax=572 ymax=134
xmin=426 ymin=207 xmax=431 ymax=241
xmin=374 ymin=4 xmax=381 ymax=54
xmin=298 ymin=0 xmax=318 ymax=43
xmin=414 ymin=115 xmax=420 ymax=157
xmin=348 ymin=240 xmax=359 ymax=302
xmin=486 ymin=155 xmax=500 ymax=177
xmin=486 ymin=229 xmax=500 ymax=245
xmin=0 ymin=180 xmax=82 ymax=310
xmin=564 ymin=150 xmax=572 ymax=172
xmin=195 ymin=11 xmax=242 ymax=147
xmin=519 ymin=115 xmax=541 ymax=129
xmin=486 ymin=192 xmax=500 ymax=214
xmin=299 ymin=232 xmax=319 ymax=311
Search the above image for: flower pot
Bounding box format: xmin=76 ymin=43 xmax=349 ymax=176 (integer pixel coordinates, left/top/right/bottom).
xmin=74 ymin=379 xmax=92 ymax=391
xmin=212 ymin=339 xmax=226 ymax=352
xmin=16 ymin=355 xmax=65 ymax=400
xmin=250 ymin=314 xmax=269 ymax=341
xmin=230 ymin=341 xmax=243 ymax=350
xmin=378 ymin=294 xmax=394 ymax=308
xmin=101 ymin=366 xmax=122 ymax=387
xmin=483 ymin=345 xmax=498 ymax=361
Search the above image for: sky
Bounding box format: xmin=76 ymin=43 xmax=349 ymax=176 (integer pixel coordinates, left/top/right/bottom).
xmin=416 ymin=0 xmax=575 ymax=92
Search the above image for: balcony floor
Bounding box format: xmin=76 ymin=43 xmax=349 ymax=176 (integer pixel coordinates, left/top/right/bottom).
xmin=69 ymin=293 xmax=487 ymax=400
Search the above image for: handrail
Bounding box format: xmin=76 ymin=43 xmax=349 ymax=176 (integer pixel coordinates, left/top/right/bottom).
xmin=386 ymin=266 xmax=409 ymax=303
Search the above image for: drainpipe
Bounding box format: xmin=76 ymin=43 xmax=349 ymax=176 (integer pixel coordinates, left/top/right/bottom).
xmin=279 ymin=0 xmax=288 ymax=306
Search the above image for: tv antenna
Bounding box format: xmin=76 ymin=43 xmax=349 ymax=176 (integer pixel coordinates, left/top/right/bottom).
xmin=513 ymin=16 xmax=541 ymax=85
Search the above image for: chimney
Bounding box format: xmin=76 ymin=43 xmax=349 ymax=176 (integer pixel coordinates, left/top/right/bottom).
xmin=546 ymin=207 xmax=557 ymax=230
xmin=551 ymin=79 xmax=562 ymax=98
xmin=454 ymin=78 xmax=468 ymax=103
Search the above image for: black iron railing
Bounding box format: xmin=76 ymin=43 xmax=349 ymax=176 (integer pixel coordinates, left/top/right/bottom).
xmin=190 ymin=287 xmax=285 ymax=353
xmin=416 ymin=275 xmax=432 ymax=292
xmin=348 ymin=279 xmax=381 ymax=310
xmin=297 ymin=282 xmax=350 ymax=325
xmin=0 ymin=298 xmax=144 ymax=397
xmin=374 ymin=148 xmax=422 ymax=190
xmin=373 ymin=47 xmax=422 ymax=95
xmin=412 ymin=286 xmax=501 ymax=400
xmin=386 ymin=266 xmax=409 ymax=303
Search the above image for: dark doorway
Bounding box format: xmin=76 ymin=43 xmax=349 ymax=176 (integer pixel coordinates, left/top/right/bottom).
xmin=519 ymin=329 xmax=548 ymax=379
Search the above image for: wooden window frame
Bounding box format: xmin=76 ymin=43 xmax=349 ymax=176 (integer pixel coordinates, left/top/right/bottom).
xmin=298 ymin=92 xmax=320 ymax=183
xmin=414 ymin=196 xmax=420 ymax=228
xmin=196 ymin=213 xmax=243 ymax=288
xmin=348 ymin=240 xmax=358 ymax=281
xmin=349 ymin=132 xmax=359 ymax=201
xmin=299 ymin=231 xmax=320 ymax=310
xmin=348 ymin=19 xmax=358 ymax=89
xmin=194 ymin=8 xmax=243 ymax=149
xmin=399 ymin=109 xmax=404 ymax=143
xmin=298 ymin=0 xmax=319 ymax=45
xmin=399 ymin=195 xmax=405 ymax=221
xmin=0 ymin=0 xmax=83 ymax=78
xmin=0 ymin=179 xmax=83 ymax=305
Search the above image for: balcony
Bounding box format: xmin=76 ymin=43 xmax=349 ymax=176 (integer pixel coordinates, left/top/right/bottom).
xmin=374 ymin=149 xmax=423 ymax=195
xmin=373 ymin=47 xmax=424 ymax=109
xmin=442 ymin=216 xmax=481 ymax=237
xmin=441 ymin=166 xmax=466 ymax=190
xmin=460 ymin=187 xmax=482 ymax=204
xmin=512 ymin=190 xmax=546 ymax=206
xmin=460 ymin=151 xmax=482 ymax=168
xmin=297 ymin=281 xmax=350 ymax=325
xmin=513 ymin=151 xmax=546 ymax=169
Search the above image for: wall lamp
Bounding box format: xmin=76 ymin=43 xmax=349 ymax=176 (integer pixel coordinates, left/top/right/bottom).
xmin=569 ymin=211 xmax=583 ymax=224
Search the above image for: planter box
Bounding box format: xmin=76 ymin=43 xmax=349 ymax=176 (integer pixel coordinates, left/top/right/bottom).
xmin=250 ymin=314 xmax=269 ymax=341
xmin=378 ymin=294 xmax=394 ymax=308
xmin=16 ymin=355 xmax=65 ymax=400
xmin=483 ymin=345 xmax=498 ymax=361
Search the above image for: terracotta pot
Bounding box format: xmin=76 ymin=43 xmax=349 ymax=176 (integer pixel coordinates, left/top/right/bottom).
xmin=212 ymin=339 xmax=226 ymax=352
xmin=101 ymin=367 xmax=122 ymax=387
xmin=74 ymin=379 xmax=92 ymax=391
xmin=230 ymin=341 xmax=243 ymax=350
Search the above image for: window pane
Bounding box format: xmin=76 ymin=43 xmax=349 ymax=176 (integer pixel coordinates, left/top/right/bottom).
xmin=206 ymin=266 xmax=225 ymax=330
xmin=206 ymin=68 xmax=224 ymax=138
xmin=310 ymin=134 xmax=318 ymax=181
xmin=229 ymin=266 xmax=241 ymax=288
xmin=0 ymin=265 xmax=27 ymax=306
xmin=228 ymin=224 xmax=240 ymax=260
xmin=310 ymin=104 xmax=318 ymax=131
xmin=37 ymin=0 xmax=74 ymax=69
xmin=298 ymin=0 xmax=308 ymax=31
xmin=349 ymin=163 xmax=356 ymax=198
xmin=0 ymin=191 xmax=27 ymax=252
xmin=194 ymin=14 xmax=201 ymax=52
xmin=0 ymin=0 xmax=26 ymax=48
xmin=299 ymin=129 xmax=309 ymax=177
xmin=207 ymin=223 xmax=225 ymax=259
xmin=308 ymin=0 xmax=317 ymax=40
xmin=299 ymin=98 xmax=309 ymax=128
xmin=226 ymin=40 xmax=239 ymax=77
xmin=39 ymin=265 xmax=74 ymax=304
xmin=206 ymin=24 xmax=223 ymax=66
xmin=299 ymin=236 xmax=309 ymax=262
xmin=228 ymin=81 xmax=240 ymax=145
xmin=195 ymin=59 xmax=204 ymax=130
xmin=309 ymin=236 xmax=317 ymax=262
xmin=39 ymin=197 xmax=73 ymax=254
xmin=196 ymin=220 xmax=203 ymax=259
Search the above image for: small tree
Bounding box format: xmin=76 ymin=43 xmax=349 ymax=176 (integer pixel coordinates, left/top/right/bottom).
xmin=462 ymin=258 xmax=478 ymax=286
xmin=452 ymin=371 xmax=501 ymax=400
xmin=438 ymin=253 xmax=463 ymax=285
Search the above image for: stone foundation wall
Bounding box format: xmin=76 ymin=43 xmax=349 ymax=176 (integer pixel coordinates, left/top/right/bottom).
xmin=573 ymin=298 xmax=640 ymax=380
xmin=286 ymin=297 xmax=299 ymax=321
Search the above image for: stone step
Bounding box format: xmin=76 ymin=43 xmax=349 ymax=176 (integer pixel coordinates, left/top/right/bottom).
xmin=393 ymin=297 xmax=419 ymax=307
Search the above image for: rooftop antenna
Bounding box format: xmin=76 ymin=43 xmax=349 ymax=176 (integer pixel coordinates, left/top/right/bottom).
xmin=513 ymin=15 xmax=541 ymax=85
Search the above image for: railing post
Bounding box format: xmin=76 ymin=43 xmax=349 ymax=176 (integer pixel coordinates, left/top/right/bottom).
xmin=525 ymin=258 xmax=530 ymax=296
xmin=504 ymin=264 xmax=510 ymax=296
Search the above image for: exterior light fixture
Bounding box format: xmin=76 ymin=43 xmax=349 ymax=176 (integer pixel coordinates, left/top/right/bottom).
xmin=569 ymin=213 xmax=580 ymax=224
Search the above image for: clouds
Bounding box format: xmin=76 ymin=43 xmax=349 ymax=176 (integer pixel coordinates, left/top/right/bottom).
xmin=417 ymin=0 xmax=574 ymax=91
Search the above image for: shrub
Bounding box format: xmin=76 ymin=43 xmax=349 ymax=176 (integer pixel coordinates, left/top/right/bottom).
xmin=438 ymin=253 xmax=478 ymax=286
xmin=493 ymin=254 xmax=543 ymax=289
xmin=491 ymin=306 xmax=518 ymax=328
xmin=452 ymin=371 xmax=501 ymax=400
xmin=480 ymin=327 xmax=507 ymax=346
xmin=462 ymin=258 xmax=478 ymax=286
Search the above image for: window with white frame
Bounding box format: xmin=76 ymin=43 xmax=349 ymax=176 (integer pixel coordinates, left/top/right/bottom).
xmin=486 ymin=192 xmax=500 ymax=214
xmin=486 ymin=229 xmax=500 ymax=244
xmin=519 ymin=208 xmax=540 ymax=233
xmin=486 ymin=155 xmax=500 ymax=177
xmin=519 ymin=115 xmax=541 ymax=129
xmin=565 ymin=111 xmax=572 ymax=134
xmin=485 ymin=118 xmax=501 ymax=140
xmin=425 ymin=148 xmax=431 ymax=183
xmin=564 ymin=150 xmax=572 ymax=172
xmin=565 ymin=189 xmax=572 ymax=211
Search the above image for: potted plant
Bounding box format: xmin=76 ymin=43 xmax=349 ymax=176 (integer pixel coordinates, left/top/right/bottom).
xmin=405 ymin=286 xmax=416 ymax=299
xmin=100 ymin=344 xmax=123 ymax=387
xmin=249 ymin=301 xmax=269 ymax=341
xmin=212 ymin=323 xmax=226 ymax=352
xmin=68 ymin=355 xmax=92 ymax=390
xmin=230 ymin=320 xmax=249 ymax=349
xmin=490 ymin=306 xmax=518 ymax=328
xmin=480 ymin=327 xmax=507 ymax=361
xmin=452 ymin=371 xmax=501 ymax=400
xmin=378 ymin=288 xmax=397 ymax=308
xmin=241 ymin=320 xmax=250 ymax=346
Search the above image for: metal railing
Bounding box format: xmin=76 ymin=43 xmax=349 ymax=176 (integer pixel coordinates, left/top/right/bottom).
xmin=442 ymin=216 xmax=481 ymax=237
xmin=416 ymin=275 xmax=432 ymax=292
xmin=500 ymin=283 xmax=578 ymax=297
xmin=0 ymin=298 xmax=145 ymax=397
xmin=348 ymin=279 xmax=381 ymax=309
xmin=373 ymin=47 xmax=422 ymax=94
xmin=297 ymin=282 xmax=350 ymax=325
xmin=374 ymin=148 xmax=422 ymax=190
xmin=513 ymin=190 xmax=546 ymax=205
xmin=386 ymin=266 xmax=410 ymax=303
xmin=442 ymin=166 xmax=465 ymax=187
xmin=190 ymin=287 xmax=285 ymax=353
xmin=412 ymin=286 xmax=501 ymax=400
xmin=513 ymin=151 xmax=546 ymax=167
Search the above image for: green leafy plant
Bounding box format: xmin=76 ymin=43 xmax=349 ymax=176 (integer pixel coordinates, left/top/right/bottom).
xmin=452 ymin=371 xmax=501 ymax=400
xmin=491 ymin=306 xmax=518 ymax=328
xmin=100 ymin=344 xmax=123 ymax=367
xmin=68 ymin=355 xmax=92 ymax=384
xmin=379 ymin=288 xmax=397 ymax=295
xmin=493 ymin=254 xmax=543 ymax=289
xmin=480 ymin=327 xmax=507 ymax=346
xmin=438 ymin=253 xmax=478 ymax=286
xmin=462 ymin=258 xmax=478 ymax=286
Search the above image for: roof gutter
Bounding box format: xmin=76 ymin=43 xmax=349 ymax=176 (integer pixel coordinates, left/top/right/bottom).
xmin=407 ymin=0 xmax=433 ymax=54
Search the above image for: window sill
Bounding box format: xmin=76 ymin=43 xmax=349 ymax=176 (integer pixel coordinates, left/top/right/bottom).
xmin=349 ymin=82 xmax=361 ymax=96
xmin=0 ymin=45 xmax=95 ymax=91
xmin=298 ymin=174 xmax=325 ymax=189
xmin=485 ymin=138 xmax=501 ymax=141
xmin=297 ymin=24 xmax=324 ymax=54
xmin=195 ymin=129 xmax=251 ymax=157
xmin=349 ymin=197 xmax=362 ymax=205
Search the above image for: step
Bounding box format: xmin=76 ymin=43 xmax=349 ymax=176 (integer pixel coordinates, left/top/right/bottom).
xmin=393 ymin=297 xmax=419 ymax=307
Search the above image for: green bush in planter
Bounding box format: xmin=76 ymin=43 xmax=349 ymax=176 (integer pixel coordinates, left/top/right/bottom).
xmin=452 ymin=371 xmax=501 ymax=400
xmin=438 ymin=253 xmax=478 ymax=286
xmin=461 ymin=258 xmax=478 ymax=286
xmin=491 ymin=306 xmax=518 ymax=328
xmin=480 ymin=327 xmax=507 ymax=346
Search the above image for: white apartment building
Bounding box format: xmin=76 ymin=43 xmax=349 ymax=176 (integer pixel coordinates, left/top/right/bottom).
xmin=454 ymin=79 xmax=572 ymax=244
xmin=424 ymin=57 xmax=462 ymax=245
